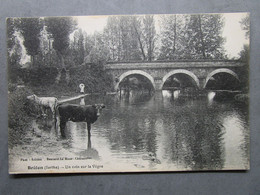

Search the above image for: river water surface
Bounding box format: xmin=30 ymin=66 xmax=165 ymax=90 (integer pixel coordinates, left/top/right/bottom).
xmin=9 ymin=90 xmax=249 ymax=172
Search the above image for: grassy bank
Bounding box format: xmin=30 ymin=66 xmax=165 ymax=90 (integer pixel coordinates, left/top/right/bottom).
xmin=8 ymin=85 xmax=40 ymax=147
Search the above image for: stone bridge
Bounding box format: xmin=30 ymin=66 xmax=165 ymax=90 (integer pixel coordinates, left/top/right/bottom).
xmin=104 ymin=60 xmax=246 ymax=91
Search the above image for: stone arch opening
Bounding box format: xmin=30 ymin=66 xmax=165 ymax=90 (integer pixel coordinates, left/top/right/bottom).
xmin=115 ymin=70 xmax=155 ymax=91
xmin=203 ymin=68 xmax=240 ymax=89
xmin=161 ymin=69 xmax=200 ymax=90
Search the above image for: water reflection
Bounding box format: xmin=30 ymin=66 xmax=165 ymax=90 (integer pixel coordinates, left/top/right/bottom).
xmin=208 ymin=91 xmax=216 ymax=106
xmin=60 ymin=121 xmax=100 ymax=160
xmin=13 ymin=89 xmax=249 ymax=171
xmin=80 ymin=97 xmax=85 ymax=105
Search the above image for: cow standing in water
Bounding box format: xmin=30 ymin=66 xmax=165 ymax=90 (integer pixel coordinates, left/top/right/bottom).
xmin=57 ymin=104 xmax=105 ymax=137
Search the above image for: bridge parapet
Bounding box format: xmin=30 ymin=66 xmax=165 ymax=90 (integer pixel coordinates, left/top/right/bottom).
xmin=105 ymin=60 xmax=245 ymax=70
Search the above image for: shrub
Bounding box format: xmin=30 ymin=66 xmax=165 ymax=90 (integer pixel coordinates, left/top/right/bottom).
xmin=8 ymin=85 xmax=38 ymax=146
xmin=19 ymin=67 xmax=58 ymax=87
xmin=18 ymin=62 xmax=114 ymax=96
xmin=69 ymin=65 xmax=114 ymax=93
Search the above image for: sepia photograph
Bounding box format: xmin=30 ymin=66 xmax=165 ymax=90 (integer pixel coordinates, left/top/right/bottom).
xmin=7 ymin=12 xmax=250 ymax=174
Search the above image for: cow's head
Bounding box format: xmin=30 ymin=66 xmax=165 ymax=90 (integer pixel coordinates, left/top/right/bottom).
xmin=27 ymin=94 xmax=37 ymax=101
xmin=93 ymin=104 xmax=105 ymax=117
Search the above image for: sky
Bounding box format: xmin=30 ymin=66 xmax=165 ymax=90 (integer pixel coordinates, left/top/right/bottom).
xmin=75 ymin=12 xmax=249 ymax=59
xmin=75 ymin=15 xmax=108 ymax=35
xmin=222 ymin=13 xmax=249 ymax=58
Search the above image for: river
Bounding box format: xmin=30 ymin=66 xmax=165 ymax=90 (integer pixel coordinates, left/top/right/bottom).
xmin=9 ymin=90 xmax=249 ymax=172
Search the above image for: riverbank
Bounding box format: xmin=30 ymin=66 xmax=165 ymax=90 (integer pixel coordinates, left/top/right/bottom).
xmin=234 ymin=93 xmax=249 ymax=103
xmin=8 ymin=85 xmax=37 ymax=147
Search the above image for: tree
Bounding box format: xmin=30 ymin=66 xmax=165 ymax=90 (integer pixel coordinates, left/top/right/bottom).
xmin=142 ymin=15 xmax=156 ymax=61
xmin=81 ymin=31 xmax=110 ymax=67
xmin=104 ymin=15 xmax=145 ymax=62
xmin=131 ymin=16 xmax=146 ymax=60
xmin=128 ymin=16 xmax=142 ymax=61
xmin=17 ymin=18 xmax=43 ymax=66
xmin=71 ymin=29 xmax=85 ymax=65
xmin=37 ymin=25 xmax=56 ymax=67
xmin=159 ymin=15 xmax=187 ymax=60
xmin=118 ymin=16 xmax=141 ymax=61
xmin=103 ymin=16 xmax=121 ymax=61
xmin=83 ymin=32 xmax=95 ymax=63
xmin=239 ymin=44 xmax=249 ymax=62
xmin=7 ymin=18 xmax=22 ymax=83
xmin=240 ymin=14 xmax=250 ymax=39
xmin=238 ymin=44 xmax=249 ymax=92
xmin=45 ymin=17 xmax=77 ymax=83
xmin=239 ymin=14 xmax=250 ymax=92
xmin=184 ymin=14 xmax=225 ymax=59
xmin=103 ymin=15 xmax=158 ymax=62
xmin=7 ymin=18 xmax=16 ymax=54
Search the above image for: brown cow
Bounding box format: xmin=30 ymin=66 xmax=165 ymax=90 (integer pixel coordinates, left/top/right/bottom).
xmin=58 ymin=104 xmax=105 ymax=137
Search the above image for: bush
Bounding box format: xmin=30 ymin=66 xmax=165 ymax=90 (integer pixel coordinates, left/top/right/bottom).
xmin=8 ymin=85 xmax=38 ymax=146
xmin=19 ymin=67 xmax=58 ymax=87
xmin=18 ymin=62 xmax=114 ymax=96
xmin=69 ymin=64 xmax=114 ymax=93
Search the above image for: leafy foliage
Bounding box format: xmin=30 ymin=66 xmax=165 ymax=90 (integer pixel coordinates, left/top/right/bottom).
xmin=238 ymin=14 xmax=250 ymax=92
xmin=44 ymin=17 xmax=77 ymax=83
xmin=143 ymin=15 xmax=157 ymax=61
xmin=17 ymin=63 xmax=113 ymax=94
xmin=7 ymin=18 xmax=22 ymax=82
xmin=17 ymin=18 xmax=43 ymax=65
xmin=70 ymin=64 xmax=114 ymax=93
xmin=71 ymin=29 xmax=85 ymax=65
xmin=238 ymin=44 xmax=250 ymax=92
xmin=184 ymin=14 xmax=226 ymax=59
xmin=159 ymin=15 xmax=186 ymax=60
xmin=8 ymin=86 xmax=38 ymax=146
xmin=6 ymin=18 xmax=16 ymax=53
xmin=103 ymin=15 xmax=157 ymax=62
xmin=86 ymin=32 xmax=110 ymax=64
xmin=240 ymin=14 xmax=250 ymax=39
xmin=45 ymin=17 xmax=76 ymax=55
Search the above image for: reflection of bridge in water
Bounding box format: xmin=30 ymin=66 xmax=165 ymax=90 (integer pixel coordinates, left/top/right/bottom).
xmin=105 ymin=60 xmax=245 ymax=91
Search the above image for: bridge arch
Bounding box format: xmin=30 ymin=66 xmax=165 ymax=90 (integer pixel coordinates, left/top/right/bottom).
xmin=161 ymin=69 xmax=200 ymax=90
xmin=115 ymin=70 xmax=155 ymax=91
xmin=203 ymin=68 xmax=240 ymax=89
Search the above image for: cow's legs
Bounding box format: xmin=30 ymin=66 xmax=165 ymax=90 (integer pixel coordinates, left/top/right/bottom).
xmin=87 ymin=123 xmax=91 ymax=137
xmin=40 ymin=106 xmax=45 ymax=117
xmin=42 ymin=106 xmax=48 ymax=118
xmin=50 ymin=106 xmax=56 ymax=119
xmin=87 ymin=133 xmax=92 ymax=149
xmin=60 ymin=119 xmax=67 ymax=137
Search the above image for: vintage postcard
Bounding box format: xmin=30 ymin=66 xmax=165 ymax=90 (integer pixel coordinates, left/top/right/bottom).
xmin=7 ymin=12 xmax=250 ymax=174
